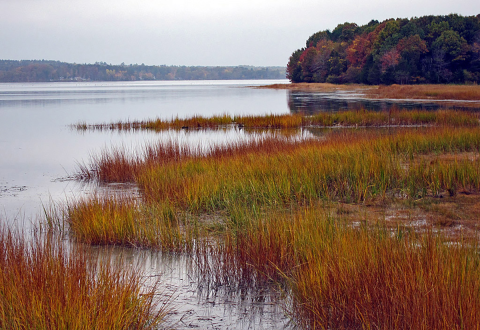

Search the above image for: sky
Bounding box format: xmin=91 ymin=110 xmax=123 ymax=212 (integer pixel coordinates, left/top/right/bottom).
xmin=0 ymin=0 xmax=479 ymax=67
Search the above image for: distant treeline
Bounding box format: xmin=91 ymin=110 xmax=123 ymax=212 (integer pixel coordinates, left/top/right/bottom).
xmin=287 ymin=14 xmax=480 ymax=84
xmin=0 ymin=60 xmax=286 ymax=82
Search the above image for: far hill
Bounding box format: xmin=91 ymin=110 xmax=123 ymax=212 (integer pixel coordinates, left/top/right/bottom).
xmin=0 ymin=60 xmax=286 ymax=82
xmin=287 ymin=14 xmax=480 ymax=84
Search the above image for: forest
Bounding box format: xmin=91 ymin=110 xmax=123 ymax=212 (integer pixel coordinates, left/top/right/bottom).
xmin=0 ymin=60 xmax=285 ymax=82
xmin=287 ymin=14 xmax=480 ymax=84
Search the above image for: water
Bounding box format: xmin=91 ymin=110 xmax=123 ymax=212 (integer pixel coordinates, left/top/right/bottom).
xmin=288 ymin=89 xmax=480 ymax=113
xmin=0 ymin=79 xmax=295 ymax=330
xmin=0 ymin=80 xmax=290 ymax=222
xmin=2 ymin=80 xmax=471 ymax=329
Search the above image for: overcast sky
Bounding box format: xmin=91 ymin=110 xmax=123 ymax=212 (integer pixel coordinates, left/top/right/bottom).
xmin=0 ymin=0 xmax=479 ymax=67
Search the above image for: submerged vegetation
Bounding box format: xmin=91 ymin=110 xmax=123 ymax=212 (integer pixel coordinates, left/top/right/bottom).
xmin=60 ymin=110 xmax=480 ymax=327
xmin=0 ymin=227 xmax=168 ymax=329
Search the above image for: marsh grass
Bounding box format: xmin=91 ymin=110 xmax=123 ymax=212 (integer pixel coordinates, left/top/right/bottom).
xmin=73 ymin=109 xmax=480 ymax=132
xmin=263 ymin=82 xmax=480 ymax=101
xmin=371 ymin=84 xmax=480 ymax=101
xmin=65 ymin=113 xmax=480 ymax=328
xmin=63 ymin=195 xmax=198 ymax=251
xmin=137 ymin=128 xmax=480 ymax=214
xmin=194 ymin=204 xmax=480 ymax=329
xmin=77 ymin=135 xmax=307 ymax=183
xmin=0 ymin=227 xmax=169 ymax=329
xmin=232 ymin=208 xmax=480 ymax=329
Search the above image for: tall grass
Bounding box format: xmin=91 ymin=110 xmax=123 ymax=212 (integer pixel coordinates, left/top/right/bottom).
xmin=137 ymin=128 xmax=480 ymax=213
xmin=73 ymin=109 xmax=480 ymax=132
xmin=0 ymin=227 xmax=169 ymax=329
xmin=64 ymin=195 xmax=197 ymax=251
xmin=78 ymin=135 xmax=307 ymax=183
xmin=216 ymin=207 xmax=480 ymax=329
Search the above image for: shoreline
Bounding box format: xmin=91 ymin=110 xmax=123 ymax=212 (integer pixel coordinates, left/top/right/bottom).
xmin=257 ymin=83 xmax=480 ymax=106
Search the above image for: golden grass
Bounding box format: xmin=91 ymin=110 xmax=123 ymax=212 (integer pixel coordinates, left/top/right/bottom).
xmin=73 ymin=109 xmax=480 ymax=132
xmin=0 ymin=228 xmax=169 ymax=329
xmin=64 ymin=195 xmax=197 ymax=251
xmin=371 ymin=84 xmax=480 ymax=101
xmin=136 ymin=128 xmax=480 ymax=214
xmin=250 ymin=209 xmax=480 ymax=329
xmin=65 ymin=114 xmax=480 ymax=327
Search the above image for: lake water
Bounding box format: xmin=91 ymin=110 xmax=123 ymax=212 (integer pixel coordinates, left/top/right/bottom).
xmin=0 ymin=80 xmax=291 ymax=223
xmin=0 ymin=80 xmax=295 ymax=330
xmin=2 ymin=80 xmax=473 ymax=329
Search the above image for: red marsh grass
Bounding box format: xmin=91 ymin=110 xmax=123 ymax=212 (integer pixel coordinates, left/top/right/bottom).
xmin=73 ymin=109 xmax=480 ymax=132
xmin=218 ymin=207 xmax=480 ymax=329
xmin=77 ymin=135 xmax=309 ymax=183
xmin=0 ymin=228 xmax=168 ymax=329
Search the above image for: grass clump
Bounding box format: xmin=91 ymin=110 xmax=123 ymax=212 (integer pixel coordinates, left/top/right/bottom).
xmin=64 ymin=195 xmax=197 ymax=251
xmin=0 ymin=227 xmax=168 ymax=329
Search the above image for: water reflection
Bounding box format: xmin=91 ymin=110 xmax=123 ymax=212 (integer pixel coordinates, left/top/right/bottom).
xmin=287 ymin=90 xmax=480 ymax=114
xmin=95 ymin=246 xmax=294 ymax=330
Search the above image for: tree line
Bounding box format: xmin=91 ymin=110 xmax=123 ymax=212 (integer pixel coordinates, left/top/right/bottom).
xmin=0 ymin=60 xmax=286 ymax=82
xmin=287 ymin=14 xmax=480 ymax=84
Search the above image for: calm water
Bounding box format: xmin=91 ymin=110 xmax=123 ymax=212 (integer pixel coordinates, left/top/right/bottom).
xmin=0 ymin=80 xmax=290 ymax=222
xmin=0 ymin=80 xmax=294 ymax=330
xmin=288 ymin=89 xmax=480 ymax=113
xmin=2 ymin=80 xmax=471 ymax=329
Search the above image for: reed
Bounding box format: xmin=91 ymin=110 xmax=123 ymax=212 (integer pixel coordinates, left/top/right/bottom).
xmin=76 ymin=141 xmax=199 ymax=183
xmin=73 ymin=109 xmax=480 ymax=132
xmin=0 ymin=228 xmax=169 ymax=329
xmin=217 ymin=207 xmax=480 ymax=329
xmin=137 ymin=128 xmax=480 ymax=213
xmin=78 ymin=135 xmax=306 ymax=183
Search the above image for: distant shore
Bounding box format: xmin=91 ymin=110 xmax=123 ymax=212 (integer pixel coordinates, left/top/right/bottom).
xmin=258 ymin=83 xmax=480 ymax=106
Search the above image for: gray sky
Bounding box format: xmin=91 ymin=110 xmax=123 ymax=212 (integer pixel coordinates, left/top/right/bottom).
xmin=1 ymin=0 xmax=479 ymax=66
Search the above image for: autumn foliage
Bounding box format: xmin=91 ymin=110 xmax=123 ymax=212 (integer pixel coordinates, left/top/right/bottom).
xmin=287 ymin=14 xmax=480 ymax=84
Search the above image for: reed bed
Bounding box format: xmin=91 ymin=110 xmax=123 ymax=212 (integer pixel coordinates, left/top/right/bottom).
xmin=78 ymin=135 xmax=308 ymax=183
xmin=73 ymin=109 xmax=480 ymax=132
xmin=137 ymin=128 xmax=480 ymax=214
xmin=64 ymin=118 xmax=480 ymax=327
xmin=0 ymin=227 xmax=168 ymax=329
xmin=215 ymin=207 xmax=480 ymax=329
